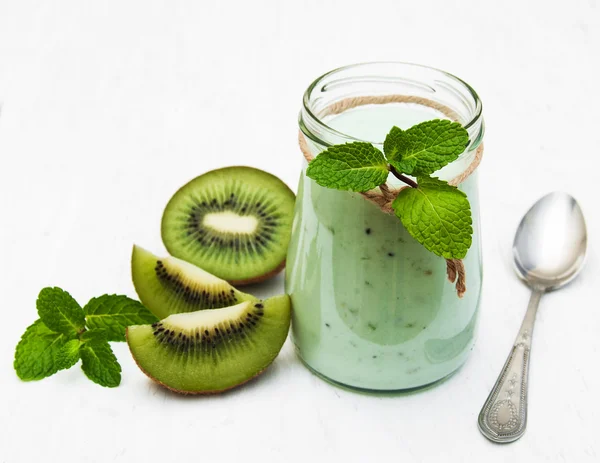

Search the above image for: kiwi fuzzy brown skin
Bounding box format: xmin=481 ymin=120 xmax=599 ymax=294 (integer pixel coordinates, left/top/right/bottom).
xmin=228 ymin=259 xmax=286 ymax=286
xmin=126 ymin=325 xmax=271 ymax=395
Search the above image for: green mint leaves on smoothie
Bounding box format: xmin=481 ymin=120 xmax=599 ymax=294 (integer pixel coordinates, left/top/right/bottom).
xmin=384 ymin=119 xmax=469 ymax=176
xmin=392 ymin=176 xmax=473 ymax=259
xmin=305 ymin=142 xmax=389 ymax=192
xmin=14 ymin=287 xmax=157 ymax=387
xmin=305 ymin=119 xmax=473 ymax=260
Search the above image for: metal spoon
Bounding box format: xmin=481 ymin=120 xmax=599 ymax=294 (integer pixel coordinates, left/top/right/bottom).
xmin=478 ymin=192 xmax=587 ymax=443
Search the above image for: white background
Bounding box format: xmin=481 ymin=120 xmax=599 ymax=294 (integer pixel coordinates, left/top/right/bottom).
xmin=0 ymin=1 xmax=598 ymax=462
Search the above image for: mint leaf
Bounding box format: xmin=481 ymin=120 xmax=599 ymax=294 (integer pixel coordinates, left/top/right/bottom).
xmin=392 ymin=176 xmax=473 ymax=259
xmin=37 ymin=287 xmax=85 ymax=335
xmin=84 ymin=295 xmax=158 ymax=342
xmin=80 ymin=334 xmax=121 ymax=388
xmin=306 ymin=142 xmax=389 ymax=192
xmin=81 ymin=330 xmax=109 ymax=343
xmin=382 ymin=126 xmax=404 ymax=161
xmin=384 ymin=120 xmax=469 ymax=176
xmin=14 ymin=319 xmax=73 ymax=381
xmin=56 ymin=339 xmax=82 ymax=370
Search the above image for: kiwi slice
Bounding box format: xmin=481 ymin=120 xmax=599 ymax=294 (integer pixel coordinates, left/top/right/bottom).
xmin=161 ymin=166 xmax=295 ymax=285
xmin=131 ymin=245 xmax=256 ymax=319
xmin=126 ymin=295 xmax=291 ymax=394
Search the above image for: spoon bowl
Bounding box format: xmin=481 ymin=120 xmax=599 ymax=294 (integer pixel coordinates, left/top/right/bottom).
xmin=513 ymin=192 xmax=587 ymax=290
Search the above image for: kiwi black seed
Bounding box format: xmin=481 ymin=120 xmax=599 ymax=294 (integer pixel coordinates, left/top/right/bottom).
xmin=131 ymin=245 xmax=256 ymax=319
xmin=161 ymin=166 xmax=296 ymax=285
xmin=126 ymin=295 xmax=291 ymax=394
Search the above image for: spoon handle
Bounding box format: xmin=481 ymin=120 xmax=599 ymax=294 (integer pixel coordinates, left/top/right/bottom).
xmin=478 ymin=288 xmax=543 ymax=443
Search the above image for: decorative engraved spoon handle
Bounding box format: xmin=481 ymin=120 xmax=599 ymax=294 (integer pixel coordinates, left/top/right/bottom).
xmin=478 ymin=289 xmax=543 ymax=443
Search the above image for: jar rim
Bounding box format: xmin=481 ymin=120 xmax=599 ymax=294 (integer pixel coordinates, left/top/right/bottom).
xmin=301 ymin=61 xmax=483 ymax=146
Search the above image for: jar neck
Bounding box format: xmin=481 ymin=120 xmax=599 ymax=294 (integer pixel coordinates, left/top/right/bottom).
xmin=299 ymin=62 xmax=484 ymax=153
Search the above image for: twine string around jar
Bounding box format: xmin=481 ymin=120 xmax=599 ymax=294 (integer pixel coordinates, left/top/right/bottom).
xmin=298 ymin=95 xmax=484 ymax=298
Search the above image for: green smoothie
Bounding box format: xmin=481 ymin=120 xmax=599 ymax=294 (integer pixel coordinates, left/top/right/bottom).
xmin=286 ymin=104 xmax=483 ymax=390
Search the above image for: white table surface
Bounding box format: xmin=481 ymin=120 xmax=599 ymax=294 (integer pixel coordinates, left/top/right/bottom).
xmin=0 ymin=1 xmax=598 ymax=462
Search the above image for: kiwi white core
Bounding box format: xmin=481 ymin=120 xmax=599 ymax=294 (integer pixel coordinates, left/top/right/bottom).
xmin=165 ymin=254 xmax=225 ymax=284
xmin=162 ymin=301 xmax=253 ymax=329
xmin=203 ymin=211 xmax=258 ymax=234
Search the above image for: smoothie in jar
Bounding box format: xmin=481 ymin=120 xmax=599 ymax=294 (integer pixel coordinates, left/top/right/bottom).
xmin=286 ymin=63 xmax=484 ymax=391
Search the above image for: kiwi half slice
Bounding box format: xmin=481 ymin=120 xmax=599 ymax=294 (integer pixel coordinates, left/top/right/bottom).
xmin=161 ymin=166 xmax=295 ymax=285
xmin=131 ymin=245 xmax=256 ymax=319
xmin=126 ymin=295 xmax=291 ymax=394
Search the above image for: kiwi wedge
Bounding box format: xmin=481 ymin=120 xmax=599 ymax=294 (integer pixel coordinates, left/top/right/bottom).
xmin=131 ymin=245 xmax=256 ymax=319
xmin=126 ymin=295 xmax=291 ymax=394
xmin=161 ymin=166 xmax=295 ymax=285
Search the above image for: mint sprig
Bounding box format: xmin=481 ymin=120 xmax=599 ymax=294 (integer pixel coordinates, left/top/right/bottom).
xmin=305 ymin=119 xmax=473 ymax=263
xmin=14 ymin=288 xmax=157 ymax=388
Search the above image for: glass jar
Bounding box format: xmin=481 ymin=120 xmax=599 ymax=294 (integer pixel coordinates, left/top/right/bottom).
xmin=286 ymin=62 xmax=485 ymax=391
